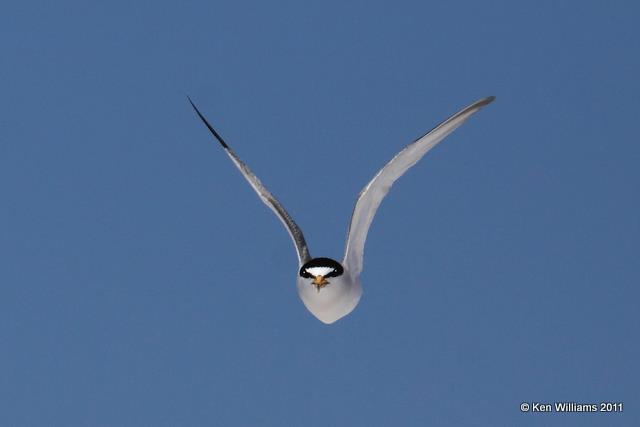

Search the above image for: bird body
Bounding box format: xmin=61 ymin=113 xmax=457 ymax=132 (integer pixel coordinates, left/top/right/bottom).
xmin=296 ymin=268 xmax=362 ymax=325
xmin=189 ymin=96 xmax=495 ymax=324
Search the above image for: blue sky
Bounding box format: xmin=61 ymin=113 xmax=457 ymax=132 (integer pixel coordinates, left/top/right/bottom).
xmin=1 ymin=0 xmax=638 ymax=425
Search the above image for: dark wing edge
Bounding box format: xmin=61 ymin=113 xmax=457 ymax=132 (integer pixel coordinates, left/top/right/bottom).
xmin=188 ymin=97 xmax=311 ymax=266
xmin=342 ymin=96 xmax=496 ymax=276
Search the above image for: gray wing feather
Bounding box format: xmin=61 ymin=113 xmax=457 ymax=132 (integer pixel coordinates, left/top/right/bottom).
xmin=189 ymin=98 xmax=311 ymax=266
xmin=343 ymin=96 xmax=495 ymax=276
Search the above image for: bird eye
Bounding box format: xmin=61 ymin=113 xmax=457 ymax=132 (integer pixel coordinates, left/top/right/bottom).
xmin=300 ymin=269 xmax=312 ymax=278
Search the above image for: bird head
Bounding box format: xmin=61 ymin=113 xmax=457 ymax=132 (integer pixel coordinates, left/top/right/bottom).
xmin=299 ymin=257 xmax=344 ymax=291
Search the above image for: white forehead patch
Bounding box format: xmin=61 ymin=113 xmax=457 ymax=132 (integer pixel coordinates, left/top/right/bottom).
xmin=306 ymin=266 xmax=334 ymax=277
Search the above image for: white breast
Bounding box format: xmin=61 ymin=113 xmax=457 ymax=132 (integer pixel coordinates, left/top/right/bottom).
xmin=296 ymin=273 xmax=362 ymax=324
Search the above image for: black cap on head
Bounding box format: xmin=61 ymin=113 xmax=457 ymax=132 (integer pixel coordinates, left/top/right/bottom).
xmin=299 ymin=257 xmax=344 ymax=278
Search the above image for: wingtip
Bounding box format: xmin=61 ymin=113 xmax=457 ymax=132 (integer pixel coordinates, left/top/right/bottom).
xmin=480 ymin=95 xmax=496 ymax=106
xmin=186 ymin=95 xmax=201 ymax=115
xmin=187 ymin=96 xmax=230 ymax=149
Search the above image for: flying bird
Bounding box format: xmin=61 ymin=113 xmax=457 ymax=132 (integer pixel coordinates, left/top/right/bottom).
xmin=189 ymin=96 xmax=495 ymax=324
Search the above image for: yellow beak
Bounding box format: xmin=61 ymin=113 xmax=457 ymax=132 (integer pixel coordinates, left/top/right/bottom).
xmin=313 ymin=275 xmax=328 ymax=286
xmin=312 ymin=275 xmax=329 ymax=292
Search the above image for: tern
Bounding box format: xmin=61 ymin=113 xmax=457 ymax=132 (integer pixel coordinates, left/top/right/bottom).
xmin=189 ymin=96 xmax=495 ymax=324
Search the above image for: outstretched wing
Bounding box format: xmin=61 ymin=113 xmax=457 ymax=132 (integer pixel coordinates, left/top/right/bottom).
xmin=343 ymin=96 xmax=495 ymax=276
xmin=188 ymin=97 xmax=311 ymax=266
